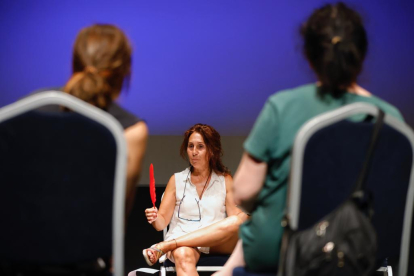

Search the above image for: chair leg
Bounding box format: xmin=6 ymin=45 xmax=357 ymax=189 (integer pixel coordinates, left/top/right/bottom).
xmin=160 ymin=266 xmax=166 ymax=276
xmin=387 ymin=266 xmax=393 ymax=276
xmin=374 ymin=266 xmax=392 ymax=276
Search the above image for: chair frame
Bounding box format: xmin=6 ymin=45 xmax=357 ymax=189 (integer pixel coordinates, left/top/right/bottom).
xmin=0 ymin=91 xmax=127 ymax=276
xmin=289 ymin=102 xmax=414 ymax=276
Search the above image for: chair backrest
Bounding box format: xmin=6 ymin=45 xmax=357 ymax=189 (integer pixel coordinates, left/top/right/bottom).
xmin=0 ymin=91 xmax=127 ymax=276
xmin=288 ymin=103 xmax=414 ymax=276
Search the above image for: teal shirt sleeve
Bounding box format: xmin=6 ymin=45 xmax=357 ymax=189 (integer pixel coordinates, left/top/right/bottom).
xmin=244 ymin=98 xmax=279 ymax=162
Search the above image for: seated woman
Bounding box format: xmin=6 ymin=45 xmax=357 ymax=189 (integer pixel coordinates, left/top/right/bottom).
xmin=142 ymin=123 xmax=248 ymax=275
xmin=215 ymin=2 xmax=404 ymax=275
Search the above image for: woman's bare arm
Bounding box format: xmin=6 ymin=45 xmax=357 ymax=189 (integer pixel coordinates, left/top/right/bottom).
xmin=233 ymin=152 xmax=267 ymax=213
xmin=148 ymin=175 xmax=176 ymax=231
xmin=124 ymin=121 xmax=148 ymax=217
xmin=224 ymin=174 xmax=249 ymax=221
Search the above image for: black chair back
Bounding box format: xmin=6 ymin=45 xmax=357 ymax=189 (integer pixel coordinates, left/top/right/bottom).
xmin=0 ymin=91 xmax=127 ymax=276
xmin=0 ymin=110 xmax=116 ymax=263
xmin=289 ymin=103 xmax=414 ymax=276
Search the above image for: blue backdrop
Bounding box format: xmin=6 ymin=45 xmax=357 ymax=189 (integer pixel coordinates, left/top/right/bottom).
xmin=1 ymin=0 xmax=413 ymax=135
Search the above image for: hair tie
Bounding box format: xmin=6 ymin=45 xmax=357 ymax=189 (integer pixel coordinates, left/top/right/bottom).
xmin=331 ymin=36 xmax=341 ymax=45
xmin=84 ymin=66 xmax=98 ymax=74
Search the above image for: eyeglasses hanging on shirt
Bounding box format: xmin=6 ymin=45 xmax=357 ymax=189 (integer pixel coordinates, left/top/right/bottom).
xmin=178 ymin=168 xmax=211 ymax=222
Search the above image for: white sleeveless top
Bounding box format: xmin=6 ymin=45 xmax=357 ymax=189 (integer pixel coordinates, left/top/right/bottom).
xmin=165 ymin=167 xmax=227 ymax=254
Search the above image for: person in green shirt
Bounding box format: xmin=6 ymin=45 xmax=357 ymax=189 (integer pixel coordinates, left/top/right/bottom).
xmin=214 ymin=2 xmax=403 ymax=275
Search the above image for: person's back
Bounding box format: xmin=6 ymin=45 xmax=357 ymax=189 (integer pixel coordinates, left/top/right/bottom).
xmin=39 ymin=24 xmax=148 ymax=219
xmin=258 ymin=82 xmax=403 ymax=166
xmin=217 ymin=2 xmax=405 ymax=275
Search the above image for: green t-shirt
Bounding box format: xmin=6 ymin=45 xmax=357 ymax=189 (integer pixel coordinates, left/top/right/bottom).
xmin=240 ymin=83 xmax=403 ymax=272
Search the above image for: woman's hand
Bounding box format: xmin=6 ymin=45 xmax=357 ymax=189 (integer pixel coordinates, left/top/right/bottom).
xmin=145 ymin=207 xmax=158 ymax=224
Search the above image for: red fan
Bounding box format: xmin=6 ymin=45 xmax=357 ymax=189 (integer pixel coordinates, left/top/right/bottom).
xmin=149 ymin=163 xmax=156 ymax=208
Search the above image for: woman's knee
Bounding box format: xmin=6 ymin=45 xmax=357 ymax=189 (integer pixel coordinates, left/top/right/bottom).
xmin=172 ymin=247 xmax=198 ymax=269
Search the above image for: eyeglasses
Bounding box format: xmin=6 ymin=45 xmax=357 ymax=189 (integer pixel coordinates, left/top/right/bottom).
xmin=177 ymin=169 xmax=202 ymax=222
xmin=178 ymin=194 xmax=201 ymax=222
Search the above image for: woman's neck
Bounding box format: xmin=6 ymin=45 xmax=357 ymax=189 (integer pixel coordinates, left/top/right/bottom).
xmin=347 ymin=83 xmax=372 ymax=97
xmin=191 ymin=167 xmax=211 ymax=179
xmin=316 ymin=81 xmax=372 ymax=97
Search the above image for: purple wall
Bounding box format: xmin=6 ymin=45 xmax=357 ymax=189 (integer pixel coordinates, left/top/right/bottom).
xmin=1 ymin=0 xmax=413 ymax=135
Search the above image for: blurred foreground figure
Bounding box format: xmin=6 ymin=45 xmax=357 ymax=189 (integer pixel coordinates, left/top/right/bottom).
xmin=44 ymin=24 xmax=148 ymax=220
xmin=215 ymin=2 xmax=404 ymax=275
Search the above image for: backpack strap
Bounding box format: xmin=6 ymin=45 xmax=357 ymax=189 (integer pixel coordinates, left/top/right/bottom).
xmin=352 ymin=109 xmax=385 ymax=198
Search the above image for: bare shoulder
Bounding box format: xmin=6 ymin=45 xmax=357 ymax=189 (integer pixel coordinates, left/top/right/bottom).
xmin=124 ymin=121 xmax=149 ymax=143
xmin=223 ymin=174 xmax=233 ymax=189
xmin=168 ymin=174 xmax=176 ymax=184
xmin=350 ymin=84 xmax=372 ymax=97
xmin=164 ymin=174 xmax=176 ymax=196
xmin=224 ymin=174 xmax=233 ymax=182
xmin=166 ymin=174 xmax=176 ymax=189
